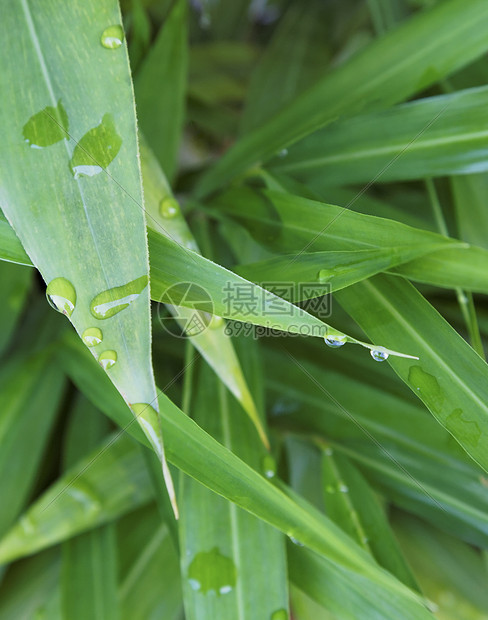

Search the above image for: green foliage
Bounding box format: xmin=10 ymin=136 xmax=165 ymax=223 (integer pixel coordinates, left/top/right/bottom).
xmin=1 ymin=0 xmax=488 ymax=618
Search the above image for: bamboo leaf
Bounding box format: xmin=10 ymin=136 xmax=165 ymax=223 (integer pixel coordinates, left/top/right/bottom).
xmin=336 ymin=275 xmax=488 ymax=473
xmin=0 ymin=0 xmax=174 ymax=504
xmin=0 ymin=351 xmax=65 ymax=539
xmin=61 ymin=397 xmax=119 ymax=620
xmin=179 ymin=357 xmax=288 ymax=619
xmin=196 ymin=0 xmax=488 ymax=197
xmin=135 ymin=0 xmax=188 ymax=180
xmin=271 ymin=86 xmax=488 ymax=185
xmin=140 ymin=138 xmax=267 ymax=446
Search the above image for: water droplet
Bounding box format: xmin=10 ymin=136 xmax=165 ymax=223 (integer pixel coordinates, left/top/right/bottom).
xmin=210 ymin=315 xmax=224 ymax=329
xmin=69 ymin=114 xmax=122 ymax=179
xmin=288 ymin=535 xmax=304 ymax=546
xmin=101 ymin=24 xmax=124 ymax=49
xmin=90 ymin=275 xmax=148 ymax=319
xmin=98 ymin=350 xmax=117 ymax=370
xmin=324 ymin=334 xmax=346 ymax=348
xmin=278 ymin=148 xmax=288 ymax=158
xmin=317 ymin=269 xmax=334 ymax=283
xmin=339 ymin=483 xmax=349 ymax=493
xmin=23 ymin=100 xmax=69 ymax=148
xmin=362 ymin=536 xmax=370 ymax=544
xmin=46 ymin=277 xmax=76 ymax=317
xmin=82 ymin=327 xmax=103 ymax=347
xmin=159 ymin=196 xmax=180 ymax=219
xmin=324 ymin=447 xmax=333 ymax=456
xmin=20 ymin=514 xmax=36 ymax=535
xmin=408 ymin=365 xmax=444 ymax=413
xmin=188 ymin=548 xmax=236 ymax=595
xmin=446 ymin=408 xmax=481 ymax=447
xmin=66 ymin=480 xmax=102 ymax=514
xmin=270 ymin=610 xmax=288 ymax=620
xmin=261 ymin=454 xmax=276 ymax=479
xmin=370 ymin=349 xmax=389 ymax=362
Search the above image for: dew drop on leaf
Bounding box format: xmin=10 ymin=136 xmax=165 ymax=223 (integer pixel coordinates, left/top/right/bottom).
xmin=100 ymin=24 xmax=124 ymax=49
xmin=69 ymin=114 xmax=122 ymax=179
xmin=261 ymin=454 xmax=276 ymax=479
xmin=324 ymin=334 xmax=346 ymax=348
xmin=82 ymin=327 xmax=103 ymax=347
xmin=46 ymin=277 xmax=76 ymax=317
xmin=90 ymin=275 xmax=148 ymax=319
xmin=159 ymin=197 xmax=180 ymax=219
xmin=23 ymin=100 xmax=69 ymax=148
xmin=370 ymin=349 xmax=389 ymax=362
xmin=209 ymin=315 xmax=224 ymax=329
xmin=188 ymin=548 xmax=236 ymax=595
xmin=98 ymin=350 xmax=117 ymax=370
xmin=270 ymin=610 xmax=288 ymax=620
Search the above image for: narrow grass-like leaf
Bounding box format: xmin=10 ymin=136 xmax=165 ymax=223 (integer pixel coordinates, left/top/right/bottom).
xmin=271 ymin=86 xmax=488 ymax=184
xmin=213 ymin=187 xmax=488 ymax=294
xmin=0 ymin=548 xmax=61 ymax=619
xmin=53 ymin=332 xmax=432 ymax=610
xmin=266 ymin=347 xmax=488 ymax=546
xmin=118 ymin=505 xmax=182 ymax=620
xmin=135 ymin=0 xmax=188 ymax=180
xmin=319 ymin=448 xmax=417 ymax=589
xmin=0 ymin=261 xmax=31 ymax=358
xmin=288 ymin=544 xmax=433 ymax=620
xmin=140 ymin=139 xmax=266 ymax=445
xmin=336 ymin=275 xmax=488 ymax=472
xmin=235 ymin=244 xmax=450 ymax=299
xmin=451 ymin=172 xmax=488 ymax=250
xmin=179 ymin=361 xmax=288 ymax=619
xmin=393 ymin=512 xmax=488 ymax=619
xmin=0 ymin=352 xmax=65 ymax=538
xmin=196 ymin=0 xmax=488 ymax=196
xmin=0 ymin=0 xmax=173 ymax=503
xmin=240 ymin=0 xmax=330 ymax=134
xmin=0 ymin=432 xmax=153 ymax=563
xmin=148 ymin=228 xmax=418 ymax=360
xmin=61 ymin=397 xmax=119 ymax=620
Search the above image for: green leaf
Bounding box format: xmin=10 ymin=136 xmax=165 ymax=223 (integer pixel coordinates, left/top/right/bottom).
xmin=53 ymin=331 xmax=428 ymax=606
xmin=240 ymin=0 xmax=330 ymax=134
xmin=0 ymin=352 xmax=65 ymax=538
xmin=271 ymin=86 xmax=488 ymax=185
xmin=266 ymin=347 xmax=488 ymax=547
xmin=0 ymin=548 xmax=61 ymax=619
xmin=61 ymin=397 xmax=119 ymax=620
xmin=235 ymin=245 xmax=451 ymax=299
xmin=393 ymin=512 xmax=488 ymax=619
xmin=0 ymin=432 xmax=154 ymax=563
xmin=0 ymin=0 xmax=173 ymax=502
xmin=319 ymin=448 xmax=417 ymax=589
xmin=288 ymin=544 xmax=433 ymax=620
xmin=135 ymin=0 xmax=188 ymax=180
xmin=213 ymin=187 xmax=488 ymax=294
xmin=336 ymin=275 xmax=488 ymax=473
xmin=179 ymin=361 xmax=288 ymax=619
xmin=0 ymin=261 xmax=32 ymax=358
xmin=140 ymin=138 xmax=267 ymax=447
xmin=118 ymin=506 xmax=182 ymax=620
xmin=196 ymin=0 xmax=488 ymax=197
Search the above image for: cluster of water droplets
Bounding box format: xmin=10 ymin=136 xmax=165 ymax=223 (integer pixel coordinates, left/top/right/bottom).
xmin=46 ymin=274 xmax=149 ymax=375
xmin=323 ymin=332 xmax=389 ymax=362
